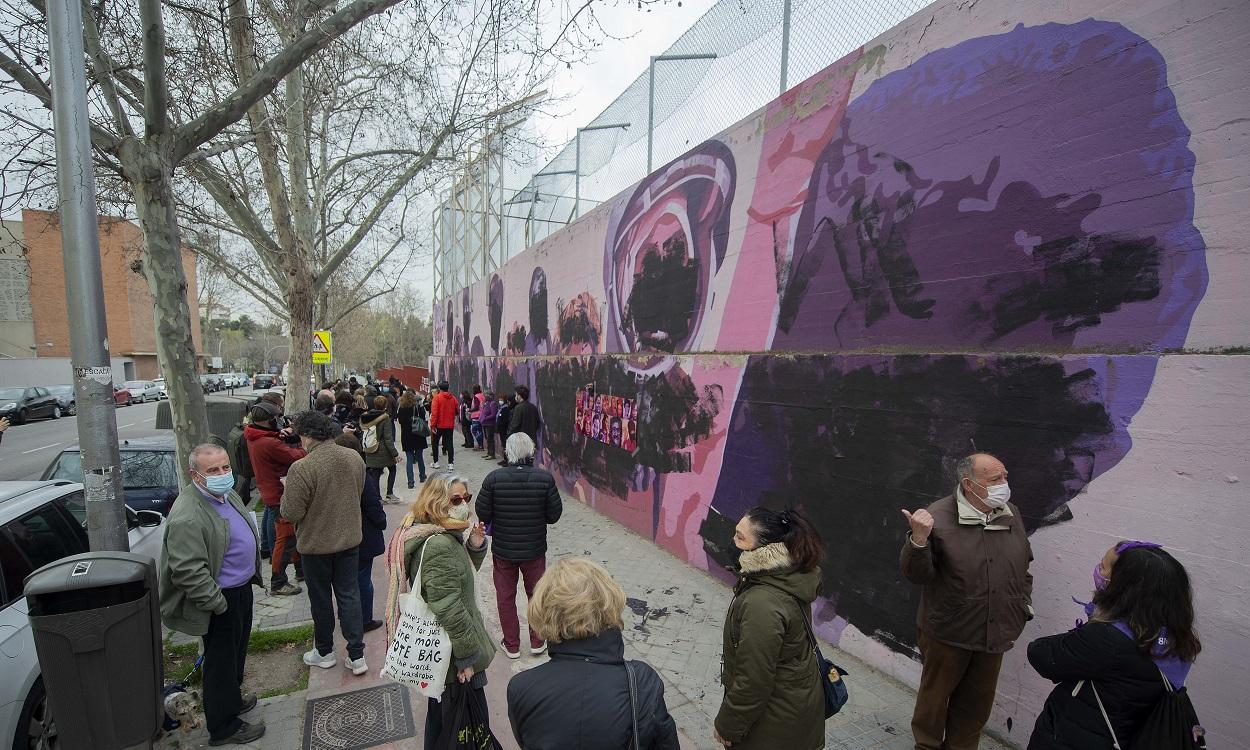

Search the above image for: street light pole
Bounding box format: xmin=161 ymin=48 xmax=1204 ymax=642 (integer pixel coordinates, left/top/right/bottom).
xmin=46 ymin=0 xmax=127 ymax=550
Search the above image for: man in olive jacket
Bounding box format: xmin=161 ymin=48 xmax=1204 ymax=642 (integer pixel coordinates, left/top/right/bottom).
xmin=159 ymin=443 xmax=265 ymax=746
xmin=282 ymin=410 xmax=368 ymax=675
xmin=900 ymin=453 xmax=1033 ymax=750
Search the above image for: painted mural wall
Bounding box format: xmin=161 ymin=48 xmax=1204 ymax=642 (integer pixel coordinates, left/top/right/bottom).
xmin=432 ymin=0 xmax=1250 ymax=744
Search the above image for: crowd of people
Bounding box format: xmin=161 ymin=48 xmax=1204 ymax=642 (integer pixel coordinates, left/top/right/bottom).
xmin=159 ymin=384 xmax=1204 ymax=750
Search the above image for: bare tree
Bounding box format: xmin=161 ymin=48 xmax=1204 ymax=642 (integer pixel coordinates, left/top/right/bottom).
xmin=0 ymin=0 xmax=651 ymax=473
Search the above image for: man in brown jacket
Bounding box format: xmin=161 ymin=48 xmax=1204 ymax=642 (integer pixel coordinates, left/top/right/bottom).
xmin=281 ymin=410 xmax=368 ymax=676
xmin=900 ymin=453 xmax=1033 ymax=750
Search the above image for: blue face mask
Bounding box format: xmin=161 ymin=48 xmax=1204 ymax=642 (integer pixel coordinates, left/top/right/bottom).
xmin=202 ymin=472 xmax=235 ymax=496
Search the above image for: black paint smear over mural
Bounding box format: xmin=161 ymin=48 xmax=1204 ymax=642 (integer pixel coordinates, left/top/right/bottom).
xmin=506 ymin=326 xmax=528 ymax=354
xmin=557 ymin=297 xmax=600 ymax=350
xmin=528 ymin=357 xmax=723 ymax=497
xmin=461 ymin=289 xmax=472 ymax=345
xmin=444 ymin=300 xmax=454 ymax=353
xmin=488 ymin=275 xmax=504 ymax=352
xmin=529 ymin=268 xmax=549 ymax=342
xmin=707 ymin=354 xmax=1114 ymax=652
xmin=622 ymin=236 xmax=701 ymax=354
xmin=979 ymin=233 xmax=1161 ymax=338
xmin=443 ymin=356 xmax=482 ymax=399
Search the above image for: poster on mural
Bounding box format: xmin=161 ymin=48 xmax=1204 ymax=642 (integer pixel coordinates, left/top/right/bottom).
xmin=575 ymin=389 xmax=637 ymax=452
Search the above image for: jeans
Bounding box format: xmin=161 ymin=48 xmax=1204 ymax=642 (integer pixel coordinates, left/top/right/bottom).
xmin=270 ymin=514 xmax=301 ymax=588
xmin=425 ymin=688 xmax=489 ymax=750
xmin=202 ymin=584 xmax=252 ymax=742
xmin=431 ymin=429 xmax=454 ymax=465
xmin=405 ymin=449 xmax=426 ymax=486
xmin=481 ymin=424 xmax=496 ymax=457
xmin=470 ymin=420 xmax=483 ymax=448
xmin=357 ymin=552 xmax=377 ymax=622
xmin=302 ymin=547 xmax=365 ymax=660
xmin=260 ymin=504 xmax=275 ymax=555
xmin=492 ymin=555 xmax=547 ymax=651
xmin=385 ymin=463 xmax=398 ymax=496
xmin=460 ymin=420 xmax=474 ymax=447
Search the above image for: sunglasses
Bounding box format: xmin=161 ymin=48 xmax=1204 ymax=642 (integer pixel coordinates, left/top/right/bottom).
xmin=450 ymin=493 xmax=473 ymax=505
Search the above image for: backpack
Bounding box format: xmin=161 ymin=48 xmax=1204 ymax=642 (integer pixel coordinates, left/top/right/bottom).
xmin=410 ymin=405 xmax=431 ymax=438
xmin=1085 ymin=666 xmax=1206 ymax=750
xmin=360 ymin=419 xmax=381 ymax=454
xmin=226 ymin=424 xmax=253 ymax=478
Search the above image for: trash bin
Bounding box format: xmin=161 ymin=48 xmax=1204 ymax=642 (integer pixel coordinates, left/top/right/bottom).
xmin=24 ymin=551 xmax=163 ymax=749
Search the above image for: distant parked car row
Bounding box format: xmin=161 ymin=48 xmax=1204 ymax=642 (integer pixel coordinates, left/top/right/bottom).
xmin=0 ymin=381 xmax=162 ymax=425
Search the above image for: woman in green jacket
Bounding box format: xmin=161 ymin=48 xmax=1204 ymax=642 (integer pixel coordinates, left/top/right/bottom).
xmin=383 ymin=473 xmax=495 ymax=749
xmin=715 ymin=506 xmax=827 ymax=749
xmin=362 ymin=395 xmax=401 ymax=502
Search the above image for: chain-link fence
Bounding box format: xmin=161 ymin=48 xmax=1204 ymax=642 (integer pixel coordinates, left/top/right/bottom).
xmin=434 ymin=0 xmax=936 ymax=300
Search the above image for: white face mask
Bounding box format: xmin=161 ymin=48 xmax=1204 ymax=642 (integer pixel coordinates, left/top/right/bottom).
xmin=448 ymin=503 xmax=472 ymax=522
xmin=970 ymin=479 xmax=1011 ymax=508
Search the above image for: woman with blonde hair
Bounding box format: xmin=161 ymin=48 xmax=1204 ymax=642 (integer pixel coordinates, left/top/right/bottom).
xmin=506 ymin=557 xmax=678 ymax=749
xmin=383 ymin=473 xmax=495 ymax=749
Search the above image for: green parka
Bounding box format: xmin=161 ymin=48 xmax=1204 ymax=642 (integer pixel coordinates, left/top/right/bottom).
xmin=362 ymin=410 xmax=399 ymax=469
xmin=403 ymin=525 xmax=496 ymax=685
xmin=715 ymin=542 xmax=825 ymax=750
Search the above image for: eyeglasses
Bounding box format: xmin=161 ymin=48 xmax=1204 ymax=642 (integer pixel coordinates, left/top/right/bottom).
xmin=450 ymin=493 xmax=472 ymax=505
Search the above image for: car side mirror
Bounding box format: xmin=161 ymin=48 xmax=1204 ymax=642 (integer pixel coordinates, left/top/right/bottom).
xmin=135 ymin=509 xmax=163 ymax=528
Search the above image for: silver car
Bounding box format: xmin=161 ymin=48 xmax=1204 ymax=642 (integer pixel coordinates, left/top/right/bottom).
xmin=122 ymin=380 xmax=162 ymax=403
xmin=0 ymin=481 xmax=164 ymax=750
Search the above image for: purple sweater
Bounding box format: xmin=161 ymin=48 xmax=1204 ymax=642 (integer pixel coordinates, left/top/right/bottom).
xmin=480 ymin=399 xmax=499 ymax=426
xmin=195 ymin=484 xmax=257 ymax=588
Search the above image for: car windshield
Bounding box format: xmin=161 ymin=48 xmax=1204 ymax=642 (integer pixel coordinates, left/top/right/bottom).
xmin=47 ymin=385 xmax=72 ymax=394
xmin=0 ymin=387 xmax=23 ymax=399
xmin=46 ymin=449 xmax=177 ymax=489
xmin=124 ymin=381 xmax=144 ymax=388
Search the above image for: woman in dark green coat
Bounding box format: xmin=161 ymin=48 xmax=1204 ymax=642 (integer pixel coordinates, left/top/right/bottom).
xmin=715 ymin=506 xmax=826 ymax=749
xmin=384 ymin=473 xmax=496 ymax=750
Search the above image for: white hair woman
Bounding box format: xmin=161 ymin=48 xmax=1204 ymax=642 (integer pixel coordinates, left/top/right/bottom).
xmin=475 ymin=431 xmax=563 ymax=659
xmin=506 ymin=557 xmax=679 ymax=748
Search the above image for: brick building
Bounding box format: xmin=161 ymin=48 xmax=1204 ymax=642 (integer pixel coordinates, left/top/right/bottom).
xmin=0 ymin=208 xmax=202 ymax=379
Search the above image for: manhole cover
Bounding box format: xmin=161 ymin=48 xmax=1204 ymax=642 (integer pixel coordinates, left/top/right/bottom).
xmin=303 ymin=683 xmax=415 ymax=750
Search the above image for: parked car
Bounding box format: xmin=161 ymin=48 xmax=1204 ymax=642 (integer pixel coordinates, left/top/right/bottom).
xmin=113 ymin=384 xmax=133 ymax=406
xmin=252 ymin=373 xmax=276 ymax=390
xmin=122 ymin=380 xmax=162 ymax=403
xmin=0 ymin=480 xmax=164 ymax=750
xmin=153 ymin=377 xmax=168 ymax=399
xmin=40 ymin=435 xmax=179 ymax=515
xmin=45 ymin=384 xmax=77 ymax=416
xmin=0 ymin=386 xmax=61 ymax=424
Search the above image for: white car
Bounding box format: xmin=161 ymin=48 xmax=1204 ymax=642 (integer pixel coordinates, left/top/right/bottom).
xmin=122 ymin=380 xmax=162 ymax=403
xmin=152 ymin=377 xmax=168 ymax=399
xmin=0 ymin=481 xmax=164 ymax=750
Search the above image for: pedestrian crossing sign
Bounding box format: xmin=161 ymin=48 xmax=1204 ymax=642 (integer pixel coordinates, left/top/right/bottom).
xmin=312 ymin=330 xmax=332 ymax=364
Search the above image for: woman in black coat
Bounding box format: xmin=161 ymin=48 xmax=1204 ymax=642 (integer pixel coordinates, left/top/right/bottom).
xmin=396 ymin=390 xmax=428 ymax=488
xmin=507 ymin=557 xmax=678 ymax=750
xmin=1027 ymin=542 xmax=1200 ymax=749
xmin=334 ymin=431 xmax=387 ymax=632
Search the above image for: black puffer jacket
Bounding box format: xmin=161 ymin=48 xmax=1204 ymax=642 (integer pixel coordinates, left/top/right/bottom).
xmin=507 ymin=629 xmax=679 ymax=750
xmin=1027 ymin=622 xmax=1175 ymax=749
xmin=475 ymin=462 xmax=561 ymax=562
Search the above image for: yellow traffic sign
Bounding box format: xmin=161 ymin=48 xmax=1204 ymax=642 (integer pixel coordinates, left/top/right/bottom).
xmin=312 ymin=330 xmax=332 ymax=364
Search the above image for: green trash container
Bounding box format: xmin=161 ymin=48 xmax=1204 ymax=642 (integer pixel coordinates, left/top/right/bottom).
xmin=24 ymin=551 xmax=163 ymax=749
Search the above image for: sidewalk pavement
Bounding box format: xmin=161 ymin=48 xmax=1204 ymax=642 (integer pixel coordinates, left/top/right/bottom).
xmin=161 ymin=445 xmax=1013 ymax=750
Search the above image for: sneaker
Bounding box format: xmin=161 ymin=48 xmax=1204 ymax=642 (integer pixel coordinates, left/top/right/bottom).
xmin=270 ymin=583 xmax=302 ymax=596
xmin=447 ymin=463 xmax=455 ymax=470
xmin=209 ymin=720 xmax=266 ymax=746
xmin=240 ymin=692 xmax=258 ymax=714
xmin=499 ymin=639 xmax=520 ymax=660
xmin=346 ymin=656 xmax=368 ymax=676
xmin=484 ymin=455 xmax=495 ymax=460
xmin=432 ymin=462 xmax=441 ymax=469
xmin=530 ymin=642 xmax=548 ymax=656
xmin=303 ymin=648 xmax=337 ymax=669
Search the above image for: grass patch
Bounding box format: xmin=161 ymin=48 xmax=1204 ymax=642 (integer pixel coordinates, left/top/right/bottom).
xmin=162 ymin=623 xmax=315 ymax=692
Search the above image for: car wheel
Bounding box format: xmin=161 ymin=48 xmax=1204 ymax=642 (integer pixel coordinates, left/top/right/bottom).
xmin=51 ymin=405 xmax=61 ymax=419
xmin=136 ymin=395 xmax=144 ymax=404
xmin=15 ymin=678 xmax=58 ymax=750
xmin=16 ymin=408 xmax=27 ymax=425
xmin=66 ymin=401 xmax=76 ymax=416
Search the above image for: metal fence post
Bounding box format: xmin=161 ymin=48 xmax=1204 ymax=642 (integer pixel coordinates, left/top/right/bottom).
xmin=46 ymin=0 xmax=128 ymax=550
xmin=647 ymin=53 xmax=718 ymax=174
xmin=780 ymin=0 xmax=793 ymax=94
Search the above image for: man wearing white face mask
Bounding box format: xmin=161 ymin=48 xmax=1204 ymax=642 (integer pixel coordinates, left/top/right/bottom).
xmin=900 ymin=452 xmax=1034 ymax=750
xmin=159 ymin=443 xmax=265 ymax=746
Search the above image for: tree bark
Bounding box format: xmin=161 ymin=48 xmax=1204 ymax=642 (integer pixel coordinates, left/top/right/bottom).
xmin=125 ymin=140 xmax=211 ymax=480
xmin=286 ymin=269 xmax=317 ymax=409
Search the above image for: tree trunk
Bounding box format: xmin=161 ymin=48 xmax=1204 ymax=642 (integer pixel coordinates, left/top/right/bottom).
xmin=286 ymin=270 xmax=317 ymax=410
xmin=127 ymin=141 xmax=211 ymax=480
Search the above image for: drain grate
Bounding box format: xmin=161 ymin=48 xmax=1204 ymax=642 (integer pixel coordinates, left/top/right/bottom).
xmin=303 ymin=683 xmax=415 ymax=750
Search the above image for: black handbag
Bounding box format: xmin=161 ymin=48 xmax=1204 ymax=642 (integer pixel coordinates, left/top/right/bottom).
xmin=794 ymin=597 xmax=850 ymax=719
